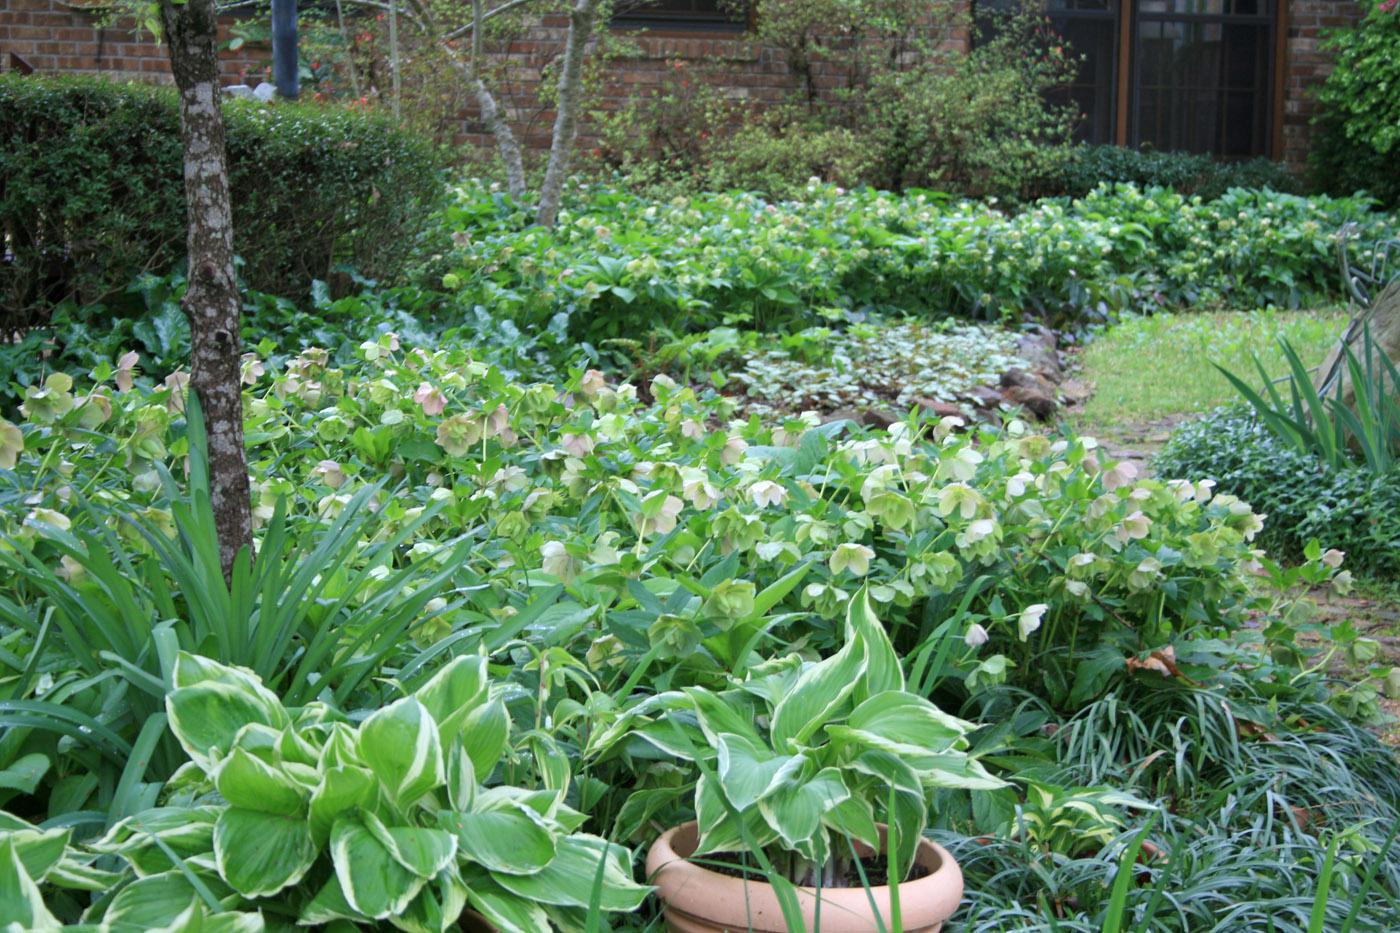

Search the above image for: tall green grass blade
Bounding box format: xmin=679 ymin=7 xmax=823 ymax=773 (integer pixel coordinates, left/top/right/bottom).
xmin=1103 ymin=812 xmax=1157 ymax=933
xmin=1308 ymin=833 xmax=1342 ymax=933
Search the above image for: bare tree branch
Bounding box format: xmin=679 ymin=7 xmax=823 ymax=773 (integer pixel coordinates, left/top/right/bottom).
xmin=536 ymin=0 xmax=596 ymax=227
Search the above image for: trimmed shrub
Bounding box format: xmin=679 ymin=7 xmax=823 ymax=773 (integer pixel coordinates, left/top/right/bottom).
xmin=0 ymin=75 xmax=444 ymax=332
xmin=1054 ymin=145 xmax=1301 ymax=200
xmin=1155 ymin=406 xmax=1400 ymax=578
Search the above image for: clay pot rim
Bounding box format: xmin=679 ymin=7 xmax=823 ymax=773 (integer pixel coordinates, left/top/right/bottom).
xmin=646 ymin=821 xmax=964 ymax=933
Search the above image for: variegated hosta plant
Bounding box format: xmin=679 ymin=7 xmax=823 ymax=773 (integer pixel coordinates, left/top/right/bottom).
xmin=594 ymin=592 xmax=1005 ymax=887
xmin=73 ymin=652 xmax=648 ymax=932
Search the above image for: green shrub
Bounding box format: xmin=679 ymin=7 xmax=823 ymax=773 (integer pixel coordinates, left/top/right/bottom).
xmin=1056 ymin=145 xmax=1300 ymax=200
xmin=0 ymin=75 xmax=444 ymax=331
xmin=1311 ymin=1 xmax=1400 ymax=207
xmin=425 ymin=180 xmax=1396 ymax=344
xmin=1155 ymin=406 xmax=1400 ymax=578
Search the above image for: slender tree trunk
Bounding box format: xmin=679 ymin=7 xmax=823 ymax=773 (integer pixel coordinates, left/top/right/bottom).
xmin=468 ymin=0 xmax=527 ymax=199
xmin=535 ymin=0 xmax=596 ymax=228
xmin=160 ymin=0 xmax=254 ymax=581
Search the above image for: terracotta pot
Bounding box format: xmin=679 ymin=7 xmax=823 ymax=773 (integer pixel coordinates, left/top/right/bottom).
xmin=646 ymin=822 xmax=964 ymax=933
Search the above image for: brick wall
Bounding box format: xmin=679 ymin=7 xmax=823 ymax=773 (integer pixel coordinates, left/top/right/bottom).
xmin=1 ymin=0 xmax=268 ymax=84
xmin=0 ymin=0 xmax=1364 ymax=171
xmin=1281 ymin=0 xmax=1366 ymax=170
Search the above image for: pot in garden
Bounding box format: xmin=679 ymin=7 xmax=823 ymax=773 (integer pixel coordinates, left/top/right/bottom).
xmin=646 ymin=821 xmax=964 ymax=933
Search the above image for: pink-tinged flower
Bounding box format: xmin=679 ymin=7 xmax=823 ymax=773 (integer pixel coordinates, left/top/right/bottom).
xmin=1102 ymin=460 xmax=1138 ymax=491
xmin=115 ymin=351 xmax=140 ymax=392
xmin=680 ymin=419 xmax=705 ymax=440
xmin=313 ymin=460 xmax=347 ymax=489
xmin=485 ymin=404 xmax=510 ymax=438
xmin=240 ymin=353 xmax=266 ymax=386
xmin=639 ymin=492 xmax=684 ymax=536
xmin=164 ymin=371 xmax=191 ymax=413
xmin=1119 ymin=510 xmax=1151 ymax=540
xmin=964 ymin=623 xmax=989 ymax=648
xmin=579 ymin=369 xmax=608 ymax=400
xmin=560 ymin=432 xmax=595 ymax=457
xmin=1322 ymin=548 xmax=1345 ymax=569
xmin=414 ymin=383 xmax=447 ymax=416
xmin=721 ymin=435 xmax=748 ymax=466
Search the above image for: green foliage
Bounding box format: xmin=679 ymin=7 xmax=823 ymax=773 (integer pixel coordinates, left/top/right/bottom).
xmin=1311 ymin=2 xmax=1400 ymax=207
xmin=0 ymin=74 xmax=444 ymax=331
xmin=593 ymin=0 xmax=1075 ymax=199
xmin=0 ymin=652 xmax=649 ymax=928
xmin=425 ymin=180 xmax=1396 ymax=344
xmin=1055 ymin=145 xmax=1302 ymax=200
xmin=1155 ymin=406 xmax=1400 ymax=577
xmin=1215 ymin=325 xmax=1400 ymax=473
xmin=591 ymin=592 xmax=1003 ymax=885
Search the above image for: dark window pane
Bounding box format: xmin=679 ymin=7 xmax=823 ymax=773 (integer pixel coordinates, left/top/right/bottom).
xmin=612 ymin=0 xmax=747 ymax=30
xmin=1048 ymin=16 xmax=1118 ymax=144
xmin=1131 ymin=15 xmax=1271 ymax=156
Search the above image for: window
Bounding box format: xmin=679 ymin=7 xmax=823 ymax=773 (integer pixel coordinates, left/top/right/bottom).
xmin=978 ymin=0 xmax=1280 ymax=158
xmin=611 ymin=0 xmax=749 ymax=32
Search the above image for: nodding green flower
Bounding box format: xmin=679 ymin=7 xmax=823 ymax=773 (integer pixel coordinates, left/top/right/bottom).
xmin=1101 ymin=460 xmax=1138 ymax=492
xmin=0 ymin=418 xmax=24 ymax=469
xmin=21 ymin=373 xmax=75 ymax=423
xmin=938 ymin=482 xmax=983 ymax=520
xmin=435 ymin=414 xmax=483 ymax=457
xmin=829 ymin=542 xmax=876 ymax=577
xmin=706 ymin=579 xmax=756 ymax=622
xmin=540 ymin=540 xmax=577 ymax=581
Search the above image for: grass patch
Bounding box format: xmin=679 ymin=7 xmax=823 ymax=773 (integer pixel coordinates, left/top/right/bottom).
xmin=1073 ymin=307 xmax=1348 ymax=428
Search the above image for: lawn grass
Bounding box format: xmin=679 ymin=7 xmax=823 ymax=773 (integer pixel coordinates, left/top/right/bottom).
xmin=1071 ymin=307 xmax=1350 ymax=428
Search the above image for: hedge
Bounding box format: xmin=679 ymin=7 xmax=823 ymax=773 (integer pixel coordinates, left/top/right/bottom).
xmin=0 ymin=75 xmax=444 ymax=332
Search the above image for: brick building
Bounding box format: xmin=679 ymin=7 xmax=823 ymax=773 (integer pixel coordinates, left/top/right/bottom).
xmin=0 ymin=0 xmax=1366 ymax=171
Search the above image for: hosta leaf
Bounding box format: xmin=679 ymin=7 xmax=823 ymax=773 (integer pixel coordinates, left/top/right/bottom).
xmin=440 ymin=807 xmax=557 ymax=875
xmin=414 ymin=654 xmax=490 ymax=749
xmin=466 ymin=876 xmax=551 ymax=933
xmin=330 ymin=817 xmax=428 ymax=919
xmin=756 ymin=767 xmax=848 ymax=851
xmin=1 ymin=827 xmax=69 ymax=883
xmin=768 ymin=637 xmax=865 ymax=751
xmin=0 ymin=837 xmax=58 ymax=930
xmin=358 ymin=697 xmax=445 ymax=807
xmin=492 ymin=834 xmax=651 ymax=912
xmin=213 ymin=748 xmax=307 ymax=816
xmin=821 ymin=794 xmax=880 ymax=851
xmin=167 ymin=658 xmax=290 ymax=772
xmin=309 ymin=765 xmax=377 ymax=848
xmin=214 ymin=807 xmax=317 ymax=898
xmin=460 ymin=698 xmax=509 ymax=779
xmin=101 ymin=870 xmax=226 ymax=929
xmin=831 ymin=691 xmax=974 ymax=767
xmin=361 ymin=811 xmax=457 ymax=879
xmin=393 ymin=865 xmax=470 ymax=933
xmin=0 ymin=753 xmax=49 ymax=795
xmin=300 ymin=874 xmax=366 ymax=926
xmin=714 ymin=733 xmax=792 ymax=810
xmin=847 ymin=588 xmax=904 ymax=700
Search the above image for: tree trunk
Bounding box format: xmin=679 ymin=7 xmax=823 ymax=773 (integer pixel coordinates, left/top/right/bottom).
xmin=161 ymin=0 xmax=254 ymax=581
xmin=466 ymin=0 xmax=527 ymax=200
xmin=535 ymin=0 xmax=596 ymax=228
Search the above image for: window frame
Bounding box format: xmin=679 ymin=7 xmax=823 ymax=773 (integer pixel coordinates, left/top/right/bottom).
xmin=610 ymin=0 xmax=752 ymax=34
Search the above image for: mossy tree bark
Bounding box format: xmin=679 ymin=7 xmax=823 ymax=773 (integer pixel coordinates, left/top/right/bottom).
xmin=160 ymin=0 xmax=254 ymax=580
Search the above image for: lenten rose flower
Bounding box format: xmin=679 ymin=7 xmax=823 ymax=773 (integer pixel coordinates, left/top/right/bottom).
xmin=1102 ymin=460 xmax=1137 ymax=491
xmin=579 ymin=369 xmax=608 ymax=400
xmin=721 ymin=435 xmax=748 ymax=466
xmin=1119 ymin=510 xmax=1151 ymax=540
xmin=561 ymin=432 xmax=595 ymax=457
xmin=749 ymin=480 xmax=787 ymax=508
xmin=435 ymin=414 xmax=483 ymax=457
xmin=1322 ymin=548 xmax=1345 ymax=569
xmin=964 ymin=623 xmax=990 ymax=648
xmin=1018 ymin=603 xmax=1048 ymax=640
xmin=164 ymin=371 xmax=190 ymax=413
xmin=414 ymin=383 xmax=447 ymax=416
xmin=313 ymin=460 xmax=347 ymax=489
xmin=241 ymin=353 xmax=266 ymax=386
xmin=829 ymin=542 xmax=876 ymax=576
xmin=0 ymin=418 xmax=22 ymax=470
xmin=115 ymin=351 xmax=140 ymax=392
xmin=639 ymin=493 xmax=684 ymax=536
